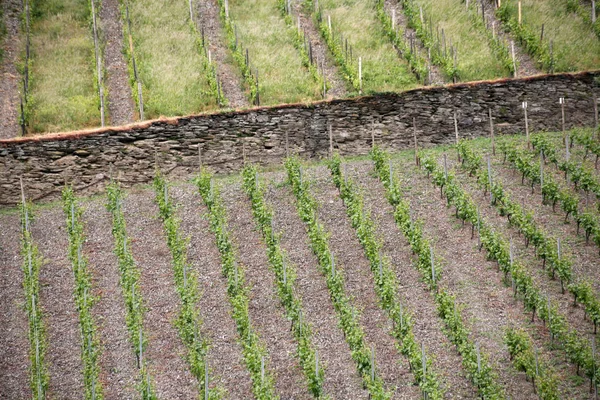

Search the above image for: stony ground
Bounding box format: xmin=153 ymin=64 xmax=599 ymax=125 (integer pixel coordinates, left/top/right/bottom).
xmin=0 ymin=137 xmax=597 ymax=399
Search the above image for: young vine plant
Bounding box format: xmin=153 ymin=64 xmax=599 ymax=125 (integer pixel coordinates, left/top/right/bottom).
xmin=194 ymin=170 xmax=278 ymax=400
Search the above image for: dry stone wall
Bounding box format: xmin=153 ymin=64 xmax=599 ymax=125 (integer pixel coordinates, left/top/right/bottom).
xmin=1 ymin=71 xmax=599 ymax=205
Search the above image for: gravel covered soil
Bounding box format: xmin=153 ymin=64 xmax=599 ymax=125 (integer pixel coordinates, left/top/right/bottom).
xmin=220 ymin=180 xmax=313 ymax=400
xmin=489 ymin=155 xmax=600 ymax=297
xmin=0 ymin=213 xmax=30 ymax=399
xmin=122 ymin=189 xmax=197 ymax=398
xmin=99 ymin=0 xmax=135 ymax=125
xmin=266 ymin=171 xmax=367 ymax=398
xmin=82 ymin=199 xmax=138 ymax=399
xmin=393 ymin=158 xmax=540 ymax=400
xmin=292 ymin=6 xmax=348 ymax=99
xmin=435 ymin=153 xmax=592 ymax=398
xmin=197 ymin=0 xmax=249 ymax=109
xmin=0 ymin=0 xmax=22 ymax=138
xmin=32 ymin=207 xmax=85 ymax=398
xmin=306 ymin=165 xmax=420 ymax=400
xmin=171 ymin=183 xmax=254 ymax=399
xmin=349 ymin=161 xmax=477 ymax=399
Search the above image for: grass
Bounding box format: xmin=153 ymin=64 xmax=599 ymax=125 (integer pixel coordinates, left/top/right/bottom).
xmin=126 ymin=0 xmax=218 ymax=118
xmin=0 ymin=4 xmax=6 ymax=63
xmin=315 ymin=0 xmax=418 ymax=93
xmin=27 ymin=0 xmax=99 ymax=133
xmin=226 ymin=0 xmax=320 ymax=105
xmin=415 ymin=0 xmax=508 ymax=81
xmin=499 ymin=0 xmax=600 ymax=72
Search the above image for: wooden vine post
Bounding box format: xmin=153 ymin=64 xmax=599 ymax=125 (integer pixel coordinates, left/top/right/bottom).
xmin=329 ymin=123 xmax=333 ymax=158
xmin=413 ymin=118 xmax=419 ymax=166
xmin=559 ymin=97 xmax=566 ymax=137
xmin=522 ymin=101 xmax=529 ymax=148
xmin=91 ymin=0 xmax=105 ymax=126
xmin=489 ymin=108 xmax=495 ymax=156
xmin=358 ymin=57 xmax=363 ymax=95
xmin=518 ymin=1 xmax=522 ymax=25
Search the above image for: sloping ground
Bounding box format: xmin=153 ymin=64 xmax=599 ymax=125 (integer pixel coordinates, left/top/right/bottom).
xmin=0 ymin=0 xmax=22 ymax=138
xmin=0 ymin=130 xmax=598 ymax=399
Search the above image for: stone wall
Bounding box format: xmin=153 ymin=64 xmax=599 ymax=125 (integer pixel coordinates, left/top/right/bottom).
xmin=1 ymin=71 xmax=599 ymax=205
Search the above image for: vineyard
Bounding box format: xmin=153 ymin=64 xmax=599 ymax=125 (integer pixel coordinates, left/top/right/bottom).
xmin=0 ymin=127 xmax=598 ymax=399
xmin=0 ymin=0 xmax=599 ymax=136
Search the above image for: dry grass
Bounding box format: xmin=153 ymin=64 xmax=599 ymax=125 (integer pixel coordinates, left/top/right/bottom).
xmin=27 ymin=0 xmax=99 ymax=133
xmin=502 ymin=0 xmax=600 ymax=72
xmin=228 ymin=0 xmax=321 ymax=105
xmin=416 ymin=0 xmax=507 ymax=81
xmin=128 ymin=0 xmax=217 ymax=119
xmin=319 ymin=0 xmax=418 ymax=93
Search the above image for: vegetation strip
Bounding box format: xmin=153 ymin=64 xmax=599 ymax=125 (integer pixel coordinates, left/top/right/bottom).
xmin=564 ymin=0 xmax=600 ymax=40
xmin=153 ymin=172 xmax=224 ymax=399
xmin=394 ymin=0 xmax=458 ymax=81
xmin=495 ymin=136 xmax=600 ymax=251
xmin=62 ymin=187 xmax=103 ymax=399
xmin=420 ymin=152 xmax=599 ymax=393
xmin=106 ymin=181 xmax=157 ymax=399
xmin=328 ymin=155 xmax=444 ymax=399
xmin=370 ymin=147 xmax=505 ymax=400
xmin=374 ymin=0 xmax=429 ymax=84
xmin=504 ymin=327 xmax=559 ymax=399
xmin=19 ymin=200 xmax=50 ymax=399
xmin=215 ymin=0 xmax=259 ymax=105
xmin=286 ymin=156 xmax=397 ymax=399
xmin=458 ymin=139 xmax=600 ymax=334
xmin=242 ymin=165 xmax=326 ymax=398
xmin=277 ymin=1 xmax=328 ymax=96
xmin=195 ymin=170 xmax=278 ymax=399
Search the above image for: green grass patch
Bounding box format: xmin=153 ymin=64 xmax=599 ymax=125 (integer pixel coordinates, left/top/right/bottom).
xmin=126 ymin=0 xmax=218 ymax=118
xmin=227 ymin=0 xmax=320 ymax=105
xmin=416 ymin=0 xmax=507 ymax=81
xmin=498 ymin=0 xmax=600 ymax=72
xmin=314 ymin=0 xmax=418 ymax=93
xmin=27 ymin=0 xmax=99 ymax=133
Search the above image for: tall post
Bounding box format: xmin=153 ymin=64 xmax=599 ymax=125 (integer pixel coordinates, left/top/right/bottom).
xmin=358 ymin=57 xmax=362 ymax=95
xmin=489 ymin=108 xmax=495 ymax=156
xmin=560 ymin=97 xmax=565 ymax=136
xmin=522 ymin=101 xmax=529 ymax=148
xmin=329 ymin=123 xmax=333 ymax=157
xmin=511 ymin=41 xmax=517 ymax=78
xmin=518 ymin=1 xmax=522 ymax=24
xmin=413 ymin=118 xmax=419 ymax=166
xmin=454 ymin=112 xmax=459 ymax=145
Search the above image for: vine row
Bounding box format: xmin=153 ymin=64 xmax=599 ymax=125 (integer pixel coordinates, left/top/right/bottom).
xmin=371 ymin=147 xmax=505 ymax=400
xmin=328 ymin=154 xmax=444 ymax=399
xmin=62 ymin=187 xmax=104 ymax=399
xmin=421 ymin=152 xmax=598 ymax=392
xmin=106 ymin=181 xmax=157 ymax=399
xmin=195 ymin=170 xmax=278 ymax=399
xmin=285 ymin=157 xmax=391 ymax=399
xmin=242 ymin=165 xmax=326 ymax=398
xmin=153 ymin=172 xmax=224 ymax=399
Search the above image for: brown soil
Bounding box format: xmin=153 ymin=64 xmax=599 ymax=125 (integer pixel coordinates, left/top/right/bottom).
xmin=266 ymin=171 xmax=367 ymax=398
xmin=99 ymin=0 xmax=136 ymax=125
xmin=82 ymin=199 xmax=138 ymax=399
xmin=197 ymin=0 xmax=250 ymax=109
xmin=121 ymin=189 xmax=198 ymax=398
xmin=220 ymin=181 xmax=313 ymax=399
xmin=481 ymin=0 xmax=541 ymax=77
xmin=32 ymin=207 xmax=85 ymax=398
xmin=440 ymin=153 xmax=593 ymax=398
xmin=306 ymin=165 xmax=421 ymax=399
xmin=171 ymin=183 xmax=254 ymax=399
xmin=292 ymin=6 xmax=349 ymax=99
xmin=349 ymin=161 xmax=478 ymax=398
xmin=384 ymin=0 xmax=445 ymax=85
xmin=0 ymin=213 xmax=30 ymax=399
xmin=0 ymin=0 xmax=23 ymax=138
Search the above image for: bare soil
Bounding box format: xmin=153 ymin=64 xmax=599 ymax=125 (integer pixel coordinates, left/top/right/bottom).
xmin=292 ymin=6 xmax=349 ymax=99
xmin=122 ymin=189 xmax=198 ymax=398
xmin=0 ymin=0 xmax=23 ymax=138
xmin=384 ymin=0 xmax=445 ymax=85
xmin=171 ymin=183 xmax=254 ymax=399
xmin=99 ymin=0 xmax=136 ymax=125
xmin=0 ymin=213 xmax=30 ymax=399
xmin=267 ymin=171 xmax=367 ymax=398
xmin=350 ymin=161 xmax=478 ymax=399
xmin=220 ymin=181 xmax=313 ymax=399
xmin=33 ymin=207 xmax=85 ymax=398
xmin=82 ymin=199 xmax=138 ymax=399
xmin=441 ymin=153 xmax=594 ymax=398
xmin=197 ymin=0 xmax=250 ymax=109
xmin=306 ymin=165 xmax=421 ymax=399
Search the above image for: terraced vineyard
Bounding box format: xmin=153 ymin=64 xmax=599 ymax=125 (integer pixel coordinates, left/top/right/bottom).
xmin=1 ymin=128 xmax=598 ymax=399
xmin=1 ymin=0 xmax=599 ymax=136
